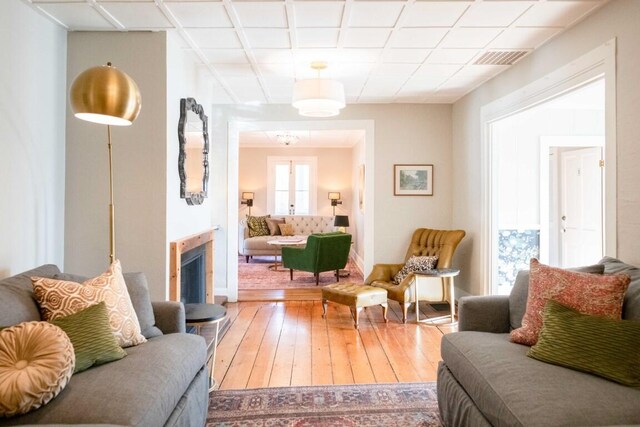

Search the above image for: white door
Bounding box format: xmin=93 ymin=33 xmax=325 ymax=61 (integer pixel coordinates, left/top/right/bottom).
xmin=560 ymin=147 xmax=603 ymax=267
xmin=267 ymin=156 xmax=317 ymax=215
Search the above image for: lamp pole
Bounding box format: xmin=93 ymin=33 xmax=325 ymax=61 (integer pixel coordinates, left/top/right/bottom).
xmin=107 ymin=125 xmax=116 ymax=264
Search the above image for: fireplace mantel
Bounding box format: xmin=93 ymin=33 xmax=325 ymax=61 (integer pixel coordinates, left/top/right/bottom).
xmin=169 ymin=228 xmax=217 ymax=303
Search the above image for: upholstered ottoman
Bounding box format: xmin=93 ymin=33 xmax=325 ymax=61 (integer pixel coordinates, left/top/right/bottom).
xmin=321 ymin=283 xmax=388 ymax=329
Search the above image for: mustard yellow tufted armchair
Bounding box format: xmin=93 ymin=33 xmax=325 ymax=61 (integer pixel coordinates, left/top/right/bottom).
xmin=365 ymin=228 xmax=466 ymax=323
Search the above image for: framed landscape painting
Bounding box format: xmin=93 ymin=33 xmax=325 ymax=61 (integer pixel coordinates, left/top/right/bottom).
xmin=394 ymin=164 xmax=433 ymax=196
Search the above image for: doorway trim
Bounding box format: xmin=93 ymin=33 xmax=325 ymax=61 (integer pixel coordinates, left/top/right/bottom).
xmin=539 ymin=136 xmax=605 ymax=265
xmin=226 ymin=119 xmax=375 ymax=302
xmin=480 ymin=39 xmax=617 ymax=295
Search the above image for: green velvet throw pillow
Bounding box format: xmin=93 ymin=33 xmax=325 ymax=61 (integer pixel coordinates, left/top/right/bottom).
xmin=528 ymin=300 xmax=640 ymax=388
xmin=51 ymin=302 xmax=127 ymax=373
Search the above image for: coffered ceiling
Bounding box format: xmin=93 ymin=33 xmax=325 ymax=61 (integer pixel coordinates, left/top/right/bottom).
xmin=25 ymin=0 xmax=606 ymax=104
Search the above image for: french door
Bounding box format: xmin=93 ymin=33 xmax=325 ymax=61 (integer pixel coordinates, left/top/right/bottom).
xmin=267 ymin=156 xmax=317 ymax=215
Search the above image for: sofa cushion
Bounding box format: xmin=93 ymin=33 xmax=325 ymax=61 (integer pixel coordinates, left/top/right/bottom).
xmin=0 ymin=265 xmax=61 ymax=326
xmin=441 ymin=332 xmax=640 ymax=427
xmin=508 ymin=263 xmax=605 ymax=330
xmin=528 ymin=300 xmax=640 ymax=388
xmin=0 ymin=333 xmax=207 ymax=426
xmin=246 ymin=215 xmax=271 ymax=237
xmin=599 ymin=256 xmax=640 ymax=320
xmin=54 ymin=272 xmax=163 ymax=340
xmin=265 ymin=217 xmax=285 ymax=235
xmin=511 ymin=260 xmax=629 ymax=346
xmin=244 ymin=235 xmax=279 ymax=251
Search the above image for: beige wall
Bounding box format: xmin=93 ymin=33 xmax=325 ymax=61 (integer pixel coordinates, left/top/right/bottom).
xmin=0 ymin=1 xmax=67 ymax=278
xmin=452 ymin=0 xmax=640 ymax=296
xmin=351 ymin=135 xmax=366 ymax=267
xmin=238 ymin=146 xmax=353 ymax=218
xmin=211 ymin=104 xmax=452 ymax=292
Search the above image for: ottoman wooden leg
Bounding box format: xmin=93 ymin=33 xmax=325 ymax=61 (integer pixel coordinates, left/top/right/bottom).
xmin=322 ymin=299 xmax=328 ymax=318
xmin=402 ymin=303 xmax=410 ymax=324
xmin=381 ymin=302 xmax=388 ymax=323
xmin=353 ymin=306 xmax=362 ymax=329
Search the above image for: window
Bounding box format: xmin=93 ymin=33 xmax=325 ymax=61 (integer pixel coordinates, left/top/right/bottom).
xmin=267 ymin=156 xmax=317 ymax=215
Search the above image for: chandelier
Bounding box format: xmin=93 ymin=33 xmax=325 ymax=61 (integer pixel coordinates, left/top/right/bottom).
xmin=292 ymin=62 xmax=345 ymax=118
xmin=277 ymin=134 xmax=300 ymax=146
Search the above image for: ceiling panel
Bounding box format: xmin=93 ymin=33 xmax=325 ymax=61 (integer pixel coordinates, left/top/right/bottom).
xmin=202 ymin=49 xmax=249 ymax=64
xmin=343 ymin=28 xmax=392 ymax=48
xmin=401 ymin=2 xmax=469 ymax=27
xmin=382 ymin=49 xmax=431 ymax=64
xmin=515 ymin=1 xmax=600 ymax=27
xmin=390 ymin=28 xmax=449 ymax=48
xmin=426 ymin=49 xmax=479 ymax=65
xmin=37 ymin=3 xmax=114 ymax=29
xmin=294 ymin=2 xmax=344 ymax=28
xmin=101 ymin=3 xmax=172 ymax=28
xmin=296 ymin=28 xmax=340 ymax=48
xmin=490 ymin=27 xmax=561 ymax=49
xmin=185 ymin=28 xmax=242 ymax=49
xmin=165 ymin=2 xmax=232 ymax=28
xmin=349 ymin=2 xmax=405 ymax=28
xmin=244 ymin=29 xmax=291 ymax=49
xmin=457 ymin=2 xmax=532 ymax=28
xmin=31 ymin=0 xmax=608 ymax=105
xmin=440 ymin=28 xmax=503 ymax=49
xmin=233 ymin=2 xmax=288 ymax=28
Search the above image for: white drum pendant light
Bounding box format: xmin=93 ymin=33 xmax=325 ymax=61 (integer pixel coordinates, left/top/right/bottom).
xmin=292 ymin=62 xmax=345 ymax=117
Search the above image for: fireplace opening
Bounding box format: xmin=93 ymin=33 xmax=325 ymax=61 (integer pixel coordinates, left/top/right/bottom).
xmin=180 ymin=245 xmax=206 ymax=305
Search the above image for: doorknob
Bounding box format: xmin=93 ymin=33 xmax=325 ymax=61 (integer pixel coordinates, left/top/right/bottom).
xmin=561 ymin=215 xmax=566 ymax=221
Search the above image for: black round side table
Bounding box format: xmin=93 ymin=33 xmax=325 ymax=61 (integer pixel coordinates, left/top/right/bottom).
xmin=185 ymin=303 xmax=227 ymax=392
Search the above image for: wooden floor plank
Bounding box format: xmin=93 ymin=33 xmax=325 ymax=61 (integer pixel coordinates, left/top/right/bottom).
xmin=245 ymin=302 xmax=287 ymax=389
xmin=215 ymin=300 xmax=454 ymax=389
xmin=310 ymin=301 xmax=333 ymax=385
xmin=325 ymin=303 xmax=354 ymax=384
xmin=219 ymin=303 xmax=276 ymax=389
xmin=268 ymin=301 xmax=301 ymax=387
xmin=214 ymin=304 xmax=260 ymax=386
xmin=290 ymin=301 xmax=313 ymax=386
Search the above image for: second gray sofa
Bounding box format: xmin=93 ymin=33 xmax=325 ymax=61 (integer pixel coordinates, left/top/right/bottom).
xmin=437 ymin=257 xmax=640 ymax=426
xmin=0 ymin=264 xmax=209 ymax=427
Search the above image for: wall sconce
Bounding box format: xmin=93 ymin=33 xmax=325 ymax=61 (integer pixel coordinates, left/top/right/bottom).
xmin=241 ymin=192 xmax=254 ymax=216
xmin=328 ymin=192 xmax=342 ymax=215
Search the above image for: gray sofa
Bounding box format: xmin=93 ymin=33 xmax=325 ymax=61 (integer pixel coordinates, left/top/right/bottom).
xmin=438 ymin=257 xmax=640 ymax=426
xmin=0 ymin=264 xmax=209 ymax=427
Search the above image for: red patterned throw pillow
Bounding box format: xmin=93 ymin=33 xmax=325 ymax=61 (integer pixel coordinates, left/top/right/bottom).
xmin=511 ymin=259 xmax=630 ymax=346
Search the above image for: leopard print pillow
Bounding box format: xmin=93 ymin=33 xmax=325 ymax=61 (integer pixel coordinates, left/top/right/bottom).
xmin=393 ymin=255 xmax=439 ymax=285
xmin=247 ymin=215 xmax=271 ymax=237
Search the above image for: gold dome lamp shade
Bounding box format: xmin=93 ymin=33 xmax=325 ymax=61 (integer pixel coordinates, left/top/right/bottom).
xmin=69 ymin=62 xmax=142 ymax=264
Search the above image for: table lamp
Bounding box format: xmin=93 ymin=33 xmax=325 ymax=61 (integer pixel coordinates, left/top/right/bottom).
xmin=334 ymin=215 xmax=349 ymax=233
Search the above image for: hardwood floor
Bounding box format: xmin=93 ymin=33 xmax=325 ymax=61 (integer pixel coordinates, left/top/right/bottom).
xmin=210 ymin=300 xmax=456 ymax=390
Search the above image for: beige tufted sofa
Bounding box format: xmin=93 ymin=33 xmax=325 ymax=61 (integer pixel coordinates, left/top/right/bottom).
xmin=239 ymin=215 xmax=335 ymax=261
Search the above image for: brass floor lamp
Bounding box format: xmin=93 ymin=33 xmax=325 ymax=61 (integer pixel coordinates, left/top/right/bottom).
xmin=69 ymin=62 xmax=141 ymax=264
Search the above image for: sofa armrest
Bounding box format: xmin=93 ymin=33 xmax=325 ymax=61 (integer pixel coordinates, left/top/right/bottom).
xmin=152 ymin=301 xmax=186 ymax=334
xmin=458 ymin=295 xmax=510 ymax=333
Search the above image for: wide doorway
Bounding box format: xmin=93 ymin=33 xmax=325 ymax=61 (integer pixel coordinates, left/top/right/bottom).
xmin=490 ymin=79 xmax=606 ymax=295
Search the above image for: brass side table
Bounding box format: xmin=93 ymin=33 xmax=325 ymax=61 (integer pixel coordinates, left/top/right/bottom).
xmin=413 ymin=268 xmax=460 ymax=325
xmin=185 ymin=303 xmax=227 ymax=392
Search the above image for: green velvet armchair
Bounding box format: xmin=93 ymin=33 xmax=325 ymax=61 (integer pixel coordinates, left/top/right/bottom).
xmin=282 ymin=233 xmax=352 ymax=286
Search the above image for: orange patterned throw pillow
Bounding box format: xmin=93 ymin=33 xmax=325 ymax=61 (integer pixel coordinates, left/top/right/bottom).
xmin=32 ymin=260 xmax=146 ymax=348
xmin=511 ymin=259 xmax=630 ymax=346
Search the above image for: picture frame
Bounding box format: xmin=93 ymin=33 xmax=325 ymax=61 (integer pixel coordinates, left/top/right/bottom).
xmin=394 ymin=164 xmax=433 ymax=196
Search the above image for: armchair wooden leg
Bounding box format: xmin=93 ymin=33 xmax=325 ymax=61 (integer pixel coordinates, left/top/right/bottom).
xmin=336 ymin=269 xmax=340 ymax=282
xmin=402 ymin=303 xmax=410 ymax=324
xmin=316 ymin=273 xmax=319 ymax=286
xmin=381 ymin=303 xmax=388 ymax=323
xmin=290 ymin=269 xmax=293 ymax=281
xmin=322 ymin=299 xmax=328 ymax=318
xmin=245 ymin=256 xmax=249 ymax=263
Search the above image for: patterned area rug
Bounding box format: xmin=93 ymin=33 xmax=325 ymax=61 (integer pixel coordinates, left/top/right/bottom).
xmin=238 ymin=256 xmax=364 ymax=289
xmin=207 ymin=382 xmax=442 ymax=426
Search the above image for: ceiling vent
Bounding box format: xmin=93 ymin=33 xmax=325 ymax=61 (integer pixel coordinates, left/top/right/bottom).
xmin=474 ymin=51 xmax=528 ymax=66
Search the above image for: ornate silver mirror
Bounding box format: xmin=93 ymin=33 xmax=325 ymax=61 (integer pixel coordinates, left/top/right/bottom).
xmin=178 ymin=97 xmax=209 ymax=205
